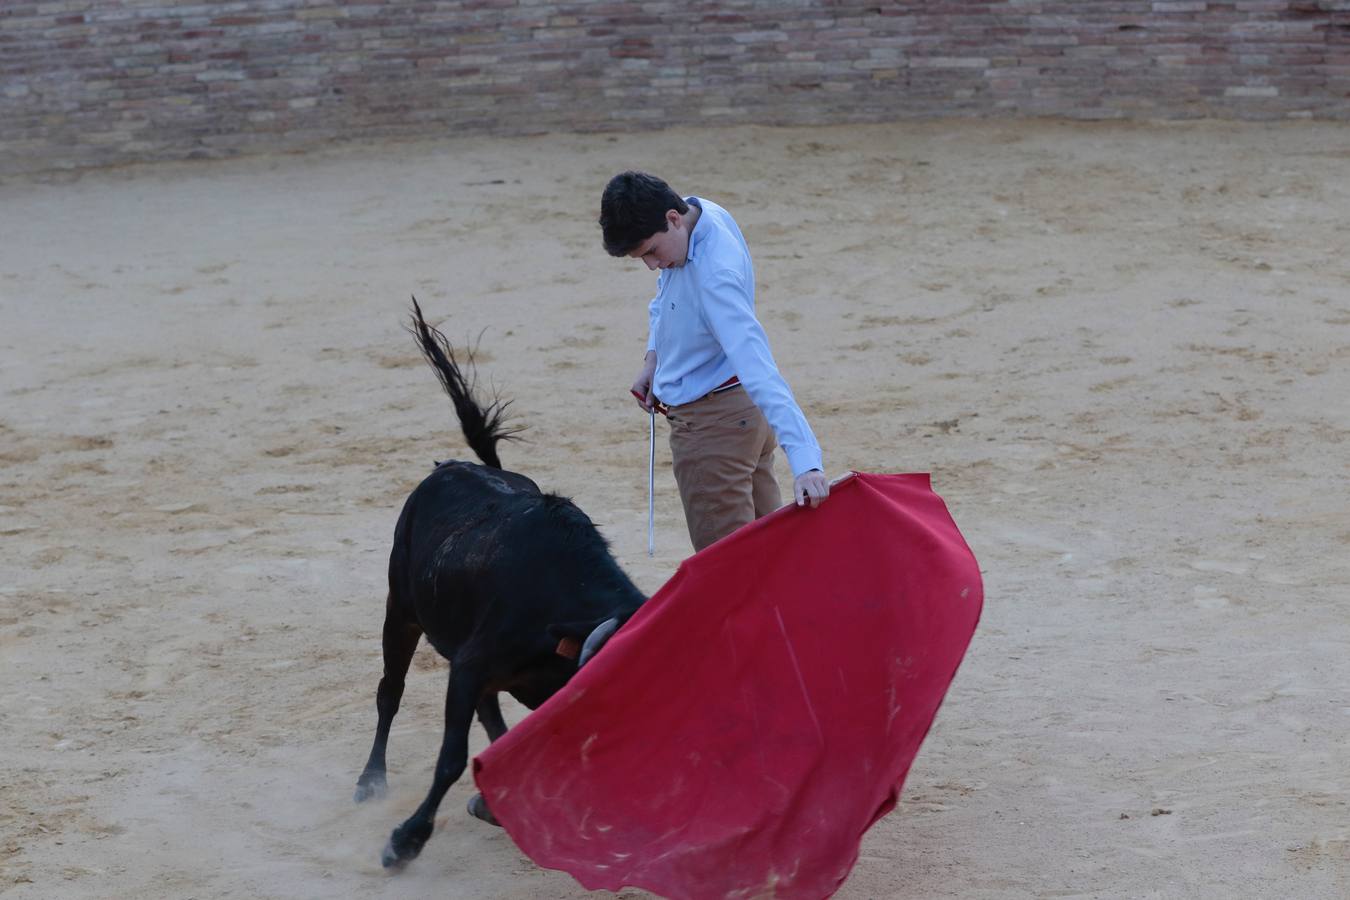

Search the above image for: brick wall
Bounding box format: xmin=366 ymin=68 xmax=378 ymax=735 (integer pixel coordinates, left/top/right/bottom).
xmin=2 ymin=1 xmax=1348 ymax=176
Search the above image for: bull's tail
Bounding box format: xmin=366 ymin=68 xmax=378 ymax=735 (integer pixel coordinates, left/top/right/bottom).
xmin=408 ymin=297 xmax=521 ymax=469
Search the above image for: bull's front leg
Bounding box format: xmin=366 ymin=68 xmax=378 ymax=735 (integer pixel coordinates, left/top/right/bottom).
xmin=476 ymin=693 xmax=508 ymax=743
xmin=382 ymin=665 xmax=484 ymax=868
xmin=467 ymin=692 xmax=508 ymax=826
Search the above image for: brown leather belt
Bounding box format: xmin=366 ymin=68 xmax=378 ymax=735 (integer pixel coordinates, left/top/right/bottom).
xmin=709 ymin=375 xmax=742 ymax=395
xmin=652 ymin=375 xmax=740 ymax=418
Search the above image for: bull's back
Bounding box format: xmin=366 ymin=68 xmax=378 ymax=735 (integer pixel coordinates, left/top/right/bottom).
xmin=388 ymin=461 xmax=546 ymax=640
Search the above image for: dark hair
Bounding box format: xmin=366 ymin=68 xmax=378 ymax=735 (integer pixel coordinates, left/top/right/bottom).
xmin=599 ymin=171 xmax=689 ymax=257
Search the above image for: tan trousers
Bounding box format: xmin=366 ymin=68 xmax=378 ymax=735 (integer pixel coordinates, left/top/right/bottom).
xmin=666 ymin=385 xmax=782 ymax=552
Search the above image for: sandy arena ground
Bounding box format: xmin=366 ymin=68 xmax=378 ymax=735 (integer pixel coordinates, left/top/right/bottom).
xmin=1 ymin=119 xmax=1348 ymax=898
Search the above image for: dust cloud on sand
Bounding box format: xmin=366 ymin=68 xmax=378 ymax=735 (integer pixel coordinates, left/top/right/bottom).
xmin=2 ymin=119 xmax=1348 ymax=898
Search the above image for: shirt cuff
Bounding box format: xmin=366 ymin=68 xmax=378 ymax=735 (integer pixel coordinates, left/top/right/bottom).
xmin=785 ymin=446 xmax=824 ymax=479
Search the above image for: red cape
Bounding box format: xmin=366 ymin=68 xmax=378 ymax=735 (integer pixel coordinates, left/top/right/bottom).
xmin=474 ymin=472 xmax=982 ymax=899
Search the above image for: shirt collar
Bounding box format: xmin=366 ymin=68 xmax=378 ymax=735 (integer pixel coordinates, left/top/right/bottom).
xmin=685 ymin=196 xmax=706 ymax=263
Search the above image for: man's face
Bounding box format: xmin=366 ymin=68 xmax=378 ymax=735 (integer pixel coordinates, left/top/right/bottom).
xmin=628 ymin=209 xmax=688 ymax=271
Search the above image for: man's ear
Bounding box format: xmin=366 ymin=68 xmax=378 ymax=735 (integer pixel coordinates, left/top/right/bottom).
xmin=667 ymin=208 xmax=683 ymax=230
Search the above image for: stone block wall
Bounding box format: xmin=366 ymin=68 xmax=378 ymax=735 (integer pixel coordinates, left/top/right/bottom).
xmin=2 ymin=1 xmax=1348 ymax=175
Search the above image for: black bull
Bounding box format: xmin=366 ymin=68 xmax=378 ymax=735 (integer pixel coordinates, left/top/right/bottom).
xmin=354 ymin=300 xmax=646 ymax=868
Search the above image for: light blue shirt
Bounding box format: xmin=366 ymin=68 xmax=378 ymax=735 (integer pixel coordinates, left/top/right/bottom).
xmin=646 ymin=197 xmax=824 ymax=477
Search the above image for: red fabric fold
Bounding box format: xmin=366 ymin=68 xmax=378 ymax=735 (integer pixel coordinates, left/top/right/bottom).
xmin=473 ymin=472 xmax=982 ymax=899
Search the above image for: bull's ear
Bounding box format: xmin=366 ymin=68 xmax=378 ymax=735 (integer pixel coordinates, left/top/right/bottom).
xmin=547 ymin=620 xmax=600 ymax=661
xmin=547 ymin=617 xmax=621 ymax=666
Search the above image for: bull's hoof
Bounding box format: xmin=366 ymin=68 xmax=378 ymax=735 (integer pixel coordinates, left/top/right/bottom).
xmin=380 ymin=838 xmax=405 ymax=870
xmin=467 ymin=792 xmax=501 ymax=827
xmin=354 ymin=772 xmax=387 ymax=803
xmin=381 ymin=819 xmax=431 ymax=869
xmin=381 ymin=837 xmax=410 ymax=870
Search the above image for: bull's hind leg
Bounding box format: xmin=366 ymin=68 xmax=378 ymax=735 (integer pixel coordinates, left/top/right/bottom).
xmin=381 ymin=664 xmax=485 ymax=868
xmin=354 ymin=603 xmax=422 ymax=803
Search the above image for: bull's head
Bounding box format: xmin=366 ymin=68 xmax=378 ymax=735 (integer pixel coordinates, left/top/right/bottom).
xmin=548 ymin=615 xmax=625 ymax=668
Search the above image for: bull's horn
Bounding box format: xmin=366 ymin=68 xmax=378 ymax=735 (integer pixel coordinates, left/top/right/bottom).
xmin=578 ymin=617 xmax=621 ymax=668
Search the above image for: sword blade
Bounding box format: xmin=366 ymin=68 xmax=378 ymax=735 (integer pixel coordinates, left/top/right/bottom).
xmin=647 ymin=410 xmax=655 ymax=557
